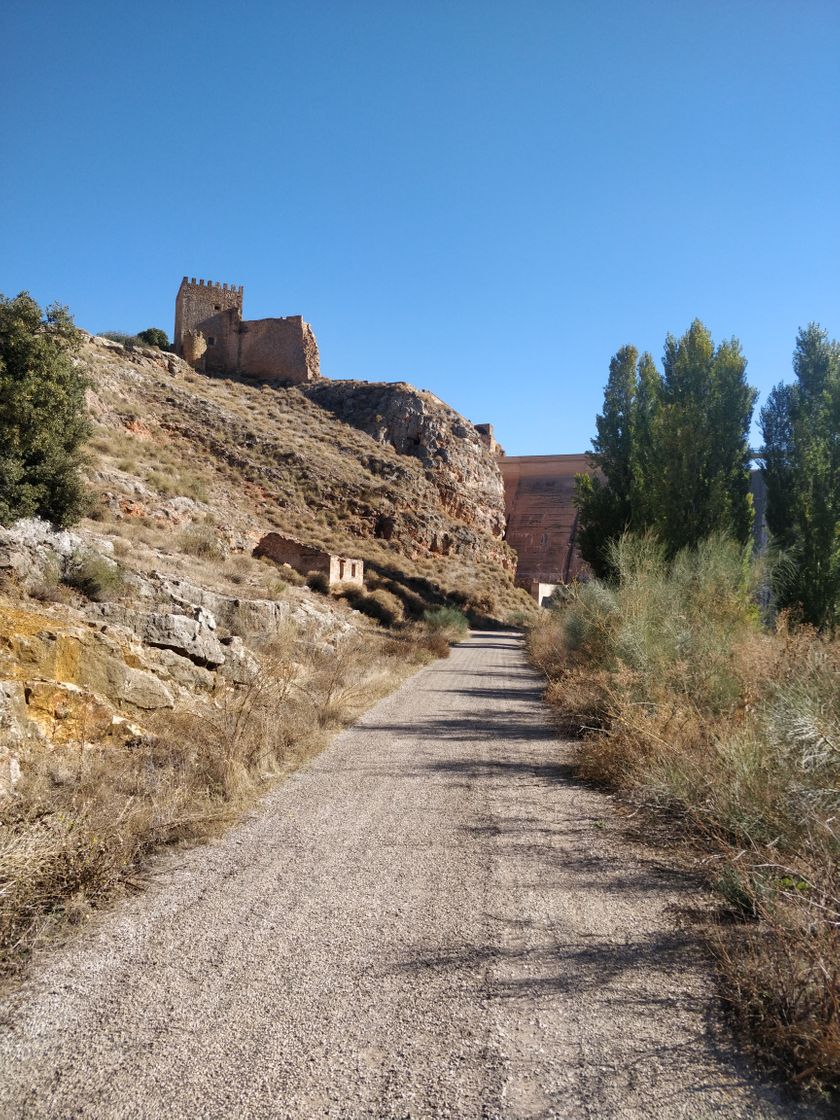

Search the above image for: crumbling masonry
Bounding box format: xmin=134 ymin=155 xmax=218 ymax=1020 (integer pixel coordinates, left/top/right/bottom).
xmin=174 ymin=277 xmax=320 ymax=383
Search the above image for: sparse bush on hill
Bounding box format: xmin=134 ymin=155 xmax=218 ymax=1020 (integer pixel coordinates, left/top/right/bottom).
xmin=341 ymin=586 xmax=404 ymax=627
xmin=178 ymin=523 xmax=225 ymax=560
xmin=136 ymin=327 xmax=170 ymax=350
xmin=0 ymin=292 xmax=90 ymax=528
xmin=63 ymin=554 xmax=125 ymax=602
xmin=528 ymin=533 xmax=840 ymax=1090
xmin=305 ymin=570 xmax=330 ymax=594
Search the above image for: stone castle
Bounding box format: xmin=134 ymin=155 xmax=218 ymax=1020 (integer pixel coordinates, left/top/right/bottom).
xmin=174 ymin=277 xmax=320 ymax=383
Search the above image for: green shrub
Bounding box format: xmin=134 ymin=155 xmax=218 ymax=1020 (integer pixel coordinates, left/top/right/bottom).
xmin=423 ymin=606 xmax=469 ymax=639
xmin=63 ymin=554 xmax=124 ymax=602
xmin=100 ymin=332 xmax=140 ymax=350
xmin=136 ymin=327 xmax=169 ymax=350
xmin=0 ymin=293 xmax=90 ymax=528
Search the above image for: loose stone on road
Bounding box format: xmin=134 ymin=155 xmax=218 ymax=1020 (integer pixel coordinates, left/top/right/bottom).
xmin=0 ymin=632 xmax=818 ymax=1118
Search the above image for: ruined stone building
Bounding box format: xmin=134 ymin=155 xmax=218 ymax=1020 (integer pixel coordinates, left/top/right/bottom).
xmin=253 ymin=533 xmax=364 ymax=589
xmin=174 ymin=277 xmax=320 ymax=383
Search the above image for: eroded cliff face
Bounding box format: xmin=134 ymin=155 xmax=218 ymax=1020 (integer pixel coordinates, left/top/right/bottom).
xmin=304 ymin=380 xmax=507 ymax=544
xmin=77 ymin=335 xmax=515 ymax=575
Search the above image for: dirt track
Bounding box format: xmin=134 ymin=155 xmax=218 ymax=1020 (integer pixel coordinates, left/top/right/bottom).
xmin=0 ymin=632 xmax=819 ymax=1118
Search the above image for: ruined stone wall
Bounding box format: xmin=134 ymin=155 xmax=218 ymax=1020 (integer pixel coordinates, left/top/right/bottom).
xmin=239 ymin=316 xmax=320 ymax=382
xmin=499 ymin=454 xmax=592 ymax=586
xmin=253 ymin=534 xmax=331 ymax=575
xmin=328 ymin=555 xmax=364 ymax=587
xmin=253 ymin=533 xmax=363 ymax=587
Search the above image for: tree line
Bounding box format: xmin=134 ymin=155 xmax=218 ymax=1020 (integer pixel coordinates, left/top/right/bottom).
xmin=575 ymin=319 xmax=840 ymax=628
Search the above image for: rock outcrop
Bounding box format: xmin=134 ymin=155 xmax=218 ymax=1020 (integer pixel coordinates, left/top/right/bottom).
xmin=0 ymin=520 xmax=359 ymax=792
xmin=77 ymin=333 xmax=518 ymax=578
xmin=305 ymin=380 xmax=506 ymax=544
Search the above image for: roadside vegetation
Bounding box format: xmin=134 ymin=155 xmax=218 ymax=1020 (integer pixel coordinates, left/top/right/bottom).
xmin=532 ymin=320 xmax=840 ymax=1093
xmin=0 ymin=624 xmax=433 ymax=980
xmin=530 ymin=536 xmax=839 ymax=1089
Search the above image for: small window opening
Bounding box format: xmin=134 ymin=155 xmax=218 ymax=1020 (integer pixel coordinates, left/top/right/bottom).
xmin=350 ymin=563 xmax=357 ymax=579
xmin=214 ymin=304 xmax=221 ymax=311
xmin=207 ymin=336 xmax=216 ymax=347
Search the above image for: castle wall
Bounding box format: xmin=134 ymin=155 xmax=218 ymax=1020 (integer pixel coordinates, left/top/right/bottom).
xmin=174 ymin=278 xmax=243 ymax=369
xmin=239 ymin=316 xmax=320 ymax=382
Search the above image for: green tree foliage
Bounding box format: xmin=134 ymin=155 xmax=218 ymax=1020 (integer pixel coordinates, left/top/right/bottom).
xmin=0 ymin=293 xmax=90 ymax=527
xmin=649 ymin=321 xmax=756 ymax=553
xmin=576 ymin=321 xmax=756 ymax=573
xmin=761 ymin=324 xmax=840 ymax=627
xmin=137 ymin=327 xmax=169 ymax=349
xmin=575 ymin=345 xmax=640 ymax=576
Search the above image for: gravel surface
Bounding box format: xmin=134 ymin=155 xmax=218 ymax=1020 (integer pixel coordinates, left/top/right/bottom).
xmin=0 ymin=631 xmax=822 ymax=1119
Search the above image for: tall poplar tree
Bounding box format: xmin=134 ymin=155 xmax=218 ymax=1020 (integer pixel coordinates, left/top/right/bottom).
xmin=761 ymin=323 xmax=840 ymax=627
xmin=575 ymin=345 xmax=638 ymax=576
xmin=650 ymin=320 xmax=756 ymax=554
xmin=576 ymin=321 xmax=756 ymax=575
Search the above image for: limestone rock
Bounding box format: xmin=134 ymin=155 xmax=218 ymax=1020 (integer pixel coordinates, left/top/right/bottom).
xmin=304 ymin=380 xmax=508 ymax=548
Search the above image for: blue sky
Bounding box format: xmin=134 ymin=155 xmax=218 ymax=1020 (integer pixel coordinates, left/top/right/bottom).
xmin=2 ymin=1 xmax=838 ymax=454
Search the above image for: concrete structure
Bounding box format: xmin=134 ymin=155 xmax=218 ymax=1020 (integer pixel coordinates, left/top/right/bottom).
xmin=174 ymin=278 xmax=320 ymax=383
xmin=253 ymin=533 xmax=363 ymax=589
xmin=523 ymin=580 xmax=561 ymax=607
xmin=499 ymin=453 xmax=769 ymax=602
xmin=499 ymin=454 xmax=591 ymax=594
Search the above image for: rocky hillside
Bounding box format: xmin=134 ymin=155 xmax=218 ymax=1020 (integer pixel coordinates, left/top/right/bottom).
xmin=0 ymin=330 xmax=536 ymax=975
xmin=79 ymin=334 xmax=525 ymax=616
xmin=304 ymin=379 xmax=506 ymax=542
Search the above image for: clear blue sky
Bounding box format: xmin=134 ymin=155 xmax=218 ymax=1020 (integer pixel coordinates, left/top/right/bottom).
xmin=2 ymin=1 xmax=838 ymax=455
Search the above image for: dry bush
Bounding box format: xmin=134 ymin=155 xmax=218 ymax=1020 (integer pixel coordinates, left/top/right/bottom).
xmin=305 ymin=570 xmax=330 ymax=594
xmin=529 ymin=533 xmax=840 ymax=1092
xmin=178 ymin=524 xmax=225 ymax=560
xmin=62 ymin=554 xmax=125 ymax=602
xmin=0 ymin=626 xmax=416 ymax=978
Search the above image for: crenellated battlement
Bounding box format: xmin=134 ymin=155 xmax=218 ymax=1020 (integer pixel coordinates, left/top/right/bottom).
xmin=181 ymin=277 xmax=244 ymax=294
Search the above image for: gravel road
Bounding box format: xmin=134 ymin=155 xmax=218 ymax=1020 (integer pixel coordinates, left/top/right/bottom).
xmin=0 ymin=631 xmax=821 ymax=1119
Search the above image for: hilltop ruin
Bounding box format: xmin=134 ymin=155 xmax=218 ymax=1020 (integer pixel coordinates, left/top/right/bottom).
xmin=174 ymin=277 xmax=320 ymax=384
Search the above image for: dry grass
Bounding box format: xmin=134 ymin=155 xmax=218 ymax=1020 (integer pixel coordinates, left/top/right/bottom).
xmin=528 ymin=535 xmax=840 ymax=1094
xmin=0 ymin=627 xmax=426 ymax=980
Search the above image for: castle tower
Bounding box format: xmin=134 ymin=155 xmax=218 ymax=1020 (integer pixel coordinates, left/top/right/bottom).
xmin=173 ymin=277 xmax=244 ymax=374
xmin=173 ymin=275 xmax=320 ymax=383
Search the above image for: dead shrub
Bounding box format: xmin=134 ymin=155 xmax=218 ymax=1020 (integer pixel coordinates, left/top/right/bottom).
xmin=528 ymin=533 xmax=840 ymax=1092
xmin=178 ymin=524 xmax=225 ymax=560
xmin=0 ymin=625 xmax=418 ymax=977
